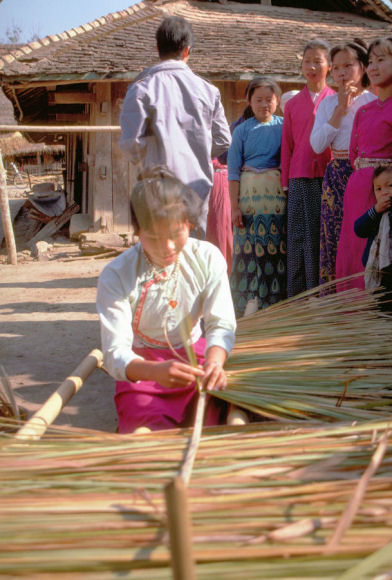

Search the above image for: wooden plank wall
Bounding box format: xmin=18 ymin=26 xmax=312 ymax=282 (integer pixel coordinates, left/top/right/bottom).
xmin=111 ymin=82 xmax=133 ymax=233
xmin=86 ymin=79 xmax=304 ymax=233
xmin=90 ymin=84 xmax=113 ymax=231
xmin=215 ymin=80 xmax=304 ymax=123
xmin=214 ymin=80 xmax=249 ymax=125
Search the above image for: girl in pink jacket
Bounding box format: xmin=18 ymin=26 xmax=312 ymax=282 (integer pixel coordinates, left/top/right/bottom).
xmin=281 ymin=39 xmax=335 ymax=297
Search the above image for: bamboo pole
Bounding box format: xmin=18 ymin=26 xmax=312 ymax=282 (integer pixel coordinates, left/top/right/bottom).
xmin=15 ymin=348 xmax=103 ymax=440
xmin=0 ymin=125 xmax=121 ymax=133
xmin=326 ymin=429 xmax=390 ymax=552
xmin=180 ymin=391 xmax=206 ymax=485
xmin=0 ymin=150 xmax=17 ymax=265
xmin=164 ymin=477 xmax=196 ymax=580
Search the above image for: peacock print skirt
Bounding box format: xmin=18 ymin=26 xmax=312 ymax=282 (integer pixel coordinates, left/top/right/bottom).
xmin=230 ymin=169 xmax=287 ymax=317
xmin=319 ymin=158 xmax=352 ymax=285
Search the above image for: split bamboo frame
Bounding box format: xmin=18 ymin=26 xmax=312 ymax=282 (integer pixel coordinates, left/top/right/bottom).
xmin=15 ymin=348 xmax=103 ymax=440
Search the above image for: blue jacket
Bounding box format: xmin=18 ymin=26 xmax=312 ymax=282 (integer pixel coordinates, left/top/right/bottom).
xmin=354 ymin=206 xmax=382 ymax=266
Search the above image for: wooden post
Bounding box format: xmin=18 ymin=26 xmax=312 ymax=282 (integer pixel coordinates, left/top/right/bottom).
xmin=91 ymin=85 xmax=114 ymax=231
xmin=164 ymin=477 xmax=196 ymax=580
xmin=0 ymin=150 xmax=17 ymax=265
xmin=15 ymin=349 xmax=103 ymax=440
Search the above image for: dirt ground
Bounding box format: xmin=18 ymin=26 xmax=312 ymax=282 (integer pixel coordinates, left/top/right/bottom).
xmin=0 ymin=239 xmax=118 ymax=433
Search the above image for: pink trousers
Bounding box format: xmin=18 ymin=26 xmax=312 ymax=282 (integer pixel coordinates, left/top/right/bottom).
xmin=115 ymin=338 xmax=227 ymax=433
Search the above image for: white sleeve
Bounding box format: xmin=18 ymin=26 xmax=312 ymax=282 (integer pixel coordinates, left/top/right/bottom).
xmin=310 ymin=99 xmax=339 ymax=154
xmin=96 ymin=265 xmax=142 ymax=381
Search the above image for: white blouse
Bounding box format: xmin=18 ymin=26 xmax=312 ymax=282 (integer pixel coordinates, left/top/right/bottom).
xmin=96 ymin=238 xmax=236 ymax=381
xmin=310 ymin=91 xmax=377 ymax=154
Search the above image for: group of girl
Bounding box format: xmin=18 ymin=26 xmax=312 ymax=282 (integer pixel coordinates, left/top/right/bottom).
xmin=223 ymin=35 xmax=392 ymax=317
xmin=97 ymin=35 xmax=392 ymax=435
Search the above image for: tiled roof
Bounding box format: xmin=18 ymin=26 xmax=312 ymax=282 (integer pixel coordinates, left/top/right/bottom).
xmin=0 ymin=0 xmax=391 ymax=83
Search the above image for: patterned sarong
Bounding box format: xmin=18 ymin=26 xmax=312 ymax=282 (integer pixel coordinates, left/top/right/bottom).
xmin=319 ymin=158 xmax=352 ymax=285
xmin=230 ymin=170 xmax=287 ymax=317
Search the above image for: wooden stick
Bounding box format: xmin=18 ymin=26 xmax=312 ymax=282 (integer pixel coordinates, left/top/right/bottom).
xmin=180 ymin=391 xmax=207 ymax=485
xmin=325 ymin=429 xmax=390 ymax=551
xmin=15 ymin=349 xmax=103 ymax=440
xmin=164 ymin=477 xmax=196 ymax=580
xmin=62 ymin=250 xmax=118 ymax=262
xmin=0 ymin=150 xmax=17 ymax=264
xmin=28 ymin=202 xmax=79 ymax=244
xmin=0 ymin=125 xmax=121 ymax=133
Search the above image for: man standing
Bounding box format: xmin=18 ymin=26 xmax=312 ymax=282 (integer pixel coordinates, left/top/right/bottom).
xmin=119 ymin=16 xmax=231 ymax=237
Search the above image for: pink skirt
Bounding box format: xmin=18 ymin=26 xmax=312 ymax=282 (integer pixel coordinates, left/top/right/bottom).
xmin=336 ymin=167 xmax=375 ymax=290
xmin=115 ymin=338 xmax=227 ymax=433
xmin=206 ymin=159 xmax=233 ymax=275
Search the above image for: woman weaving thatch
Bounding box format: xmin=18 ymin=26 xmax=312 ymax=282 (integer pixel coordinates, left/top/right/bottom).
xmin=96 ymin=167 xmax=236 ymax=433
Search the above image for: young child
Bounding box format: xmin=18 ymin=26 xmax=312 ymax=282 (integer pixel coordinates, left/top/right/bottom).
xmin=354 ymin=165 xmax=392 ymax=311
xmin=281 ymin=39 xmax=335 ymax=297
xmin=96 ymin=167 xmax=236 ymax=433
xmin=228 ymin=77 xmax=286 ymax=317
xmin=336 ymin=36 xmax=392 ymax=289
xmin=310 ymin=39 xmax=376 ymax=286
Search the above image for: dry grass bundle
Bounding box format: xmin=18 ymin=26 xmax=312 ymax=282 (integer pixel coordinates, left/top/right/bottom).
xmin=0 ymin=365 xmax=27 ymax=423
xmin=1 ymin=419 xmax=391 ymax=577
xmin=216 ymin=284 xmax=392 ymax=422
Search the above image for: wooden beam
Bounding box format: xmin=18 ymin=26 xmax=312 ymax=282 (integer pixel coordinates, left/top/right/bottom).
xmin=29 ymin=202 xmax=80 ymax=244
xmin=55 ymin=113 xmax=89 ymax=123
xmin=0 ymin=125 xmax=120 ymax=132
xmin=48 ymin=91 xmax=96 ymax=105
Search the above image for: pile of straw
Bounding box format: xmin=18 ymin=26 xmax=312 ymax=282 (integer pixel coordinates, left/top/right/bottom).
xmin=1 ymin=419 xmax=391 ymax=577
xmin=2 ymin=284 xmax=392 ymax=576
xmin=217 ymin=285 xmax=392 ymax=422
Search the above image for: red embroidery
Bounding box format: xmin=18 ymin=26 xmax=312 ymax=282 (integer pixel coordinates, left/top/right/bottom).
xmin=133 ymin=277 xmax=170 ymax=348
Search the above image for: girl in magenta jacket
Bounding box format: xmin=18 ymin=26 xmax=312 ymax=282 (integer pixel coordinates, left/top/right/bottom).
xmin=281 ymin=39 xmax=335 ymax=297
xmin=336 ymin=37 xmax=392 ymax=289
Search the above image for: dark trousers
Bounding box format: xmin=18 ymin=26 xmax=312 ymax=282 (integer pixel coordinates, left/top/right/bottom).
xmin=287 ymin=178 xmax=322 ymax=297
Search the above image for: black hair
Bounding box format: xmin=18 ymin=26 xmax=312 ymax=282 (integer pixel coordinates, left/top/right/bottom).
xmin=130 ymin=166 xmax=202 ymax=234
xmin=242 ymin=104 xmax=254 ymax=120
xmin=245 ymin=77 xmax=282 ymax=103
xmin=368 ymin=36 xmax=392 ymax=59
xmin=156 ymin=16 xmax=193 ymax=59
xmin=303 ymin=38 xmax=331 ymax=63
xmin=373 ymin=164 xmax=392 ymax=183
xmin=330 ymin=38 xmax=370 ymax=87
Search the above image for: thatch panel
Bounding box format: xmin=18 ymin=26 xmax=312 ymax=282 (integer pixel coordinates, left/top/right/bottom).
xmin=0 ymin=131 xmax=65 ymax=158
xmin=0 ymin=89 xmax=16 ymax=126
